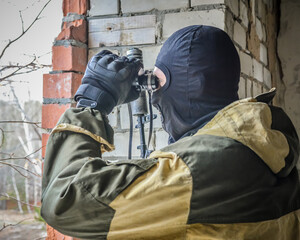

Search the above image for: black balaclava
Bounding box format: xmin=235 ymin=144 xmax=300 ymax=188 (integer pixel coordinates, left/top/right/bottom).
xmin=152 ymin=25 xmax=241 ymax=144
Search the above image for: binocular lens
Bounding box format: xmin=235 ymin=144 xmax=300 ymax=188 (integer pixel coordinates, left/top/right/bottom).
xmin=127 ymin=48 xmax=159 ymax=92
xmin=136 ymin=73 xmax=159 ymax=91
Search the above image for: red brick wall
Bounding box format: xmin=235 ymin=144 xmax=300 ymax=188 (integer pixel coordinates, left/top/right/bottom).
xmin=42 ymin=0 xmax=89 ymax=239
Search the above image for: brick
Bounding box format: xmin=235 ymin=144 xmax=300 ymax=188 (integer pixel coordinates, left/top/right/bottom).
xmin=246 ymin=79 xmax=253 ymax=97
xmin=89 ymin=45 xmax=162 ymax=70
xmin=253 ymin=58 xmax=263 ymax=82
xmin=42 ymin=104 xmax=71 ymax=129
xmin=225 ymin=10 xmax=234 ymax=39
xmin=120 ymin=104 xmax=130 ymax=129
xmin=250 ymin=0 xmax=255 ymax=25
xmin=136 ymin=45 xmax=162 ymax=70
xmin=240 ymin=1 xmax=249 ymax=27
xmin=89 ymin=15 xmax=156 ymax=47
xmin=57 ymin=19 xmax=87 ymax=43
xmin=163 ymin=10 xmax=225 ymax=40
xmin=89 ymin=48 xmax=122 ymax=61
xmin=46 ymin=225 xmax=73 ymax=240
xmin=63 ymin=0 xmax=89 ymax=16
xmin=104 ymin=129 xmax=155 ymax=158
xmin=239 ymin=51 xmax=253 ymax=77
xmin=152 ymin=105 xmax=163 ymax=129
xmin=225 ymin=0 xmax=239 ymax=16
xmin=146 ymin=129 xmax=156 ymax=151
xmin=108 ymin=107 xmax=119 ymax=129
xmin=263 ymin=67 xmax=272 ymax=89
xmin=106 ymin=104 xmax=163 ymax=156
xmin=260 ymin=43 xmax=268 ymax=65
xmin=89 ymin=28 xmax=156 ymax=47
xmin=155 ymin=130 xmax=169 ymax=150
xmin=262 ymin=24 xmax=266 ymax=42
xmin=192 ymin=0 xmax=225 ymax=6
xmin=42 ymin=133 xmax=50 ymax=158
xmin=255 ymin=17 xmax=264 ymax=41
xmin=256 ymin=0 xmax=266 ymax=23
xmin=52 ymin=45 xmax=87 ymax=73
xmin=43 ymin=73 xmax=82 ymax=99
xmin=233 ymin=21 xmax=246 ymax=49
xmin=89 ymin=0 xmax=119 ymax=16
xmin=121 ymin=0 xmax=188 ymax=13
xmin=238 ymin=77 xmax=246 ymax=99
xmin=262 ymin=86 xmax=268 ymax=93
xmin=103 ymin=131 xmax=129 ymax=158
xmin=132 ymin=130 xmax=145 ymax=157
xmin=119 ymin=100 xmax=160 ymax=129
xmin=253 ymin=81 xmax=263 ymax=97
xmin=89 ymin=15 xmax=156 ymax=33
xmin=46 ymin=225 xmax=57 ymax=240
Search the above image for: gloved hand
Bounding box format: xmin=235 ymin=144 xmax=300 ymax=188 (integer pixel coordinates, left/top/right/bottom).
xmin=74 ymin=50 xmax=142 ymax=115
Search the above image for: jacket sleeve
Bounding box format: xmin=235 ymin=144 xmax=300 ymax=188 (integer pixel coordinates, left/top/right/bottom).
xmin=270 ymin=105 xmax=300 ymax=177
xmin=41 ymin=108 xmax=157 ymax=239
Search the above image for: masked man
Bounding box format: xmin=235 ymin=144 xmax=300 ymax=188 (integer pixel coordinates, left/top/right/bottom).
xmin=41 ymin=25 xmax=300 ymax=239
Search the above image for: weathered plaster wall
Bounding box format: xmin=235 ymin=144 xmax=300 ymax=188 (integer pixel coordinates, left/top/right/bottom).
xmin=225 ymin=0 xmax=274 ymax=100
xmin=88 ymin=0 xmax=279 ymax=159
xmin=43 ymin=0 xmax=289 ymax=162
xmin=88 ymin=0 xmax=228 ymax=158
xmin=278 ymin=0 xmax=300 ymax=140
xmin=278 ymin=0 xmax=300 ymax=171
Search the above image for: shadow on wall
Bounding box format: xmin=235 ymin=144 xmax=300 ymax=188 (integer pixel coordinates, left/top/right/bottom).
xmin=277 ymin=0 xmax=300 ymax=170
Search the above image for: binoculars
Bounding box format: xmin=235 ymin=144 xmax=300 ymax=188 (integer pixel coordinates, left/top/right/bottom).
xmin=127 ymin=48 xmax=159 ymax=92
xmin=134 ymin=71 xmax=159 ymax=92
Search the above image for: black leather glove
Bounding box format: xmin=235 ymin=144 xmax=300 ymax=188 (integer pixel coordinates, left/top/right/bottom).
xmin=74 ymin=50 xmax=142 ymax=115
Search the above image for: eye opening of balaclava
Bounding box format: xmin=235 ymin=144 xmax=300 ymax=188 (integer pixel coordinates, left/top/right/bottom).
xmin=152 ymin=25 xmax=241 ymax=144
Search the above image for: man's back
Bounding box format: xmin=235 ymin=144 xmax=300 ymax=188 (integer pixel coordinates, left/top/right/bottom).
xmin=41 ymin=95 xmax=300 ymax=239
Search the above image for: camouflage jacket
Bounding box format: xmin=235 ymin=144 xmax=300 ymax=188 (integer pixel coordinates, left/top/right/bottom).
xmin=41 ymin=95 xmax=300 ymax=239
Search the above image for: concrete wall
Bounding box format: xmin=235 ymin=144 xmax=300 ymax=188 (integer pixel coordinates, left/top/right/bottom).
xmin=226 ymin=0 xmax=274 ymax=100
xmin=278 ymin=0 xmax=300 ymax=169
xmin=88 ymin=1 xmax=226 ymax=158
xmin=87 ymin=0 xmax=278 ymax=159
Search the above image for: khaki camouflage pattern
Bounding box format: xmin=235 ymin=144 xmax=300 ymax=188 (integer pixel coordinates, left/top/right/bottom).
xmin=41 ymin=93 xmax=300 ymax=239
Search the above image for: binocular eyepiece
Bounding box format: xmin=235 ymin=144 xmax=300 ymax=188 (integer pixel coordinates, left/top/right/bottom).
xmin=127 ymin=48 xmax=159 ymax=92
xmin=134 ymin=71 xmax=159 ymax=92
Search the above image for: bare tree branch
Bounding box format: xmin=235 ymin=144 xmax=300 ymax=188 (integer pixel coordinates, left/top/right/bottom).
xmin=1 ymin=162 xmax=28 ymax=178
xmin=0 ymin=161 xmax=41 ymax=177
xmin=0 ymin=127 xmax=4 ymax=148
xmin=19 ymin=11 xmax=25 ymax=33
xmin=25 ymin=146 xmax=43 ymax=159
xmin=0 ymin=121 xmax=41 ymax=128
xmin=0 ymin=193 xmax=40 ymax=209
xmin=0 ymin=56 xmax=51 ymax=82
xmin=0 ymin=57 xmax=36 ymax=81
xmin=0 ymin=217 xmax=32 ymax=232
xmin=9 ymin=85 xmax=43 ymax=140
xmin=0 ymin=51 xmax=51 ymax=73
xmin=0 ymin=155 xmax=38 ymax=165
xmin=0 ymin=146 xmax=42 ymax=162
xmin=0 ymin=1 xmax=48 ymax=213
xmin=0 ymin=0 xmax=53 ymax=59
xmin=0 ymin=152 xmax=11 ymax=156
xmin=0 ymin=62 xmax=51 ymax=72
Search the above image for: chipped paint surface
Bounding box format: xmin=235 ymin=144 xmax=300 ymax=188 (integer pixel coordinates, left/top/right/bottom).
xmin=43 ymin=73 xmax=82 ymax=99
